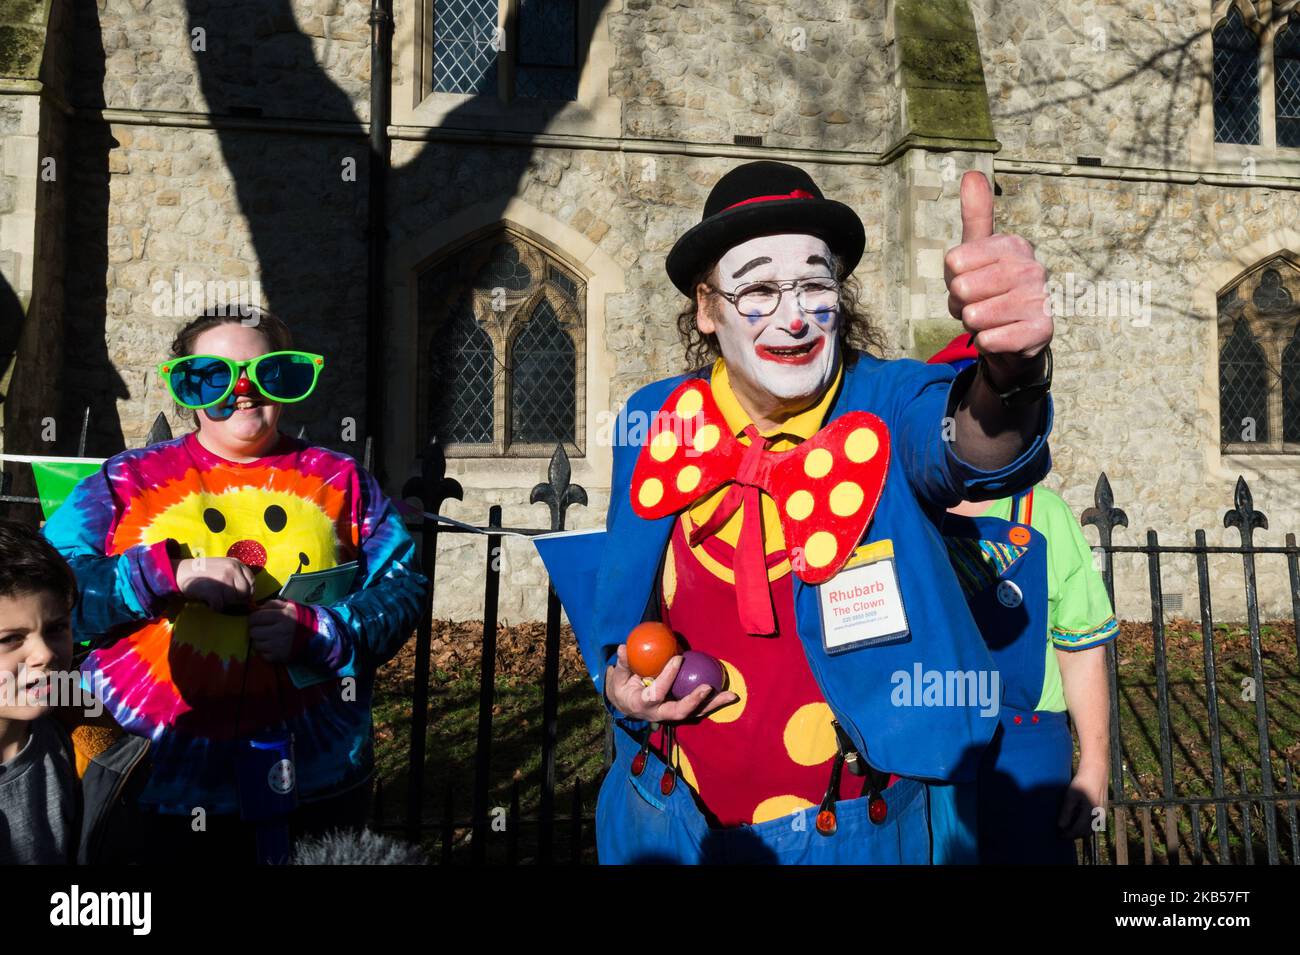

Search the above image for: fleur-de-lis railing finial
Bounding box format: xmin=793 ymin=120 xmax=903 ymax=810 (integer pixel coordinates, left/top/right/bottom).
xmin=402 ymin=435 xmax=464 ymax=516
xmin=145 ymin=412 xmax=173 ymax=447
xmin=1224 ymin=475 xmax=1267 ymax=546
xmin=1080 ymin=472 xmax=1128 ymax=547
xmin=530 ymin=444 xmax=588 ymax=531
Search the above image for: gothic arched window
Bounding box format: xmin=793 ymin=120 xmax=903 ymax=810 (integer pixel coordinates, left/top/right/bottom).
xmin=419 ymin=230 xmax=586 ymax=456
xmin=1214 ymin=6 xmax=1262 ymax=144
xmin=1218 ymin=255 xmax=1300 ymax=453
xmin=1275 ymin=13 xmax=1300 ymax=147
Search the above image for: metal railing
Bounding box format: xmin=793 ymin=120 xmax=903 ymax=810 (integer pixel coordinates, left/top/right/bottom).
xmin=3 ymin=410 xmax=1298 ymax=864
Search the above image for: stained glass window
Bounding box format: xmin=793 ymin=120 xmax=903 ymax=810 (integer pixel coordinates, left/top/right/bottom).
xmin=1283 ymin=327 xmax=1300 ymax=443
xmin=1214 ymin=7 xmax=1261 ymax=145
xmin=420 ymin=234 xmax=584 ymax=454
xmin=511 ymin=298 xmax=576 ymax=443
xmin=1278 ymin=15 xmax=1300 ymax=148
xmin=432 ymin=0 xmax=500 ymax=94
xmin=432 ymin=296 xmax=496 ymax=444
xmin=516 ymin=0 xmax=579 ymax=101
xmin=1220 ymin=319 xmax=1269 ymax=445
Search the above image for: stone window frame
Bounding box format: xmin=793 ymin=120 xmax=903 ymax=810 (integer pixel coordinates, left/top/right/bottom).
xmin=1195 ymin=0 xmax=1300 ymax=174
xmin=418 ymin=226 xmax=588 ymax=460
xmin=1217 ymin=250 xmax=1300 ymax=454
xmin=396 ymin=0 xmax=620 ymax=138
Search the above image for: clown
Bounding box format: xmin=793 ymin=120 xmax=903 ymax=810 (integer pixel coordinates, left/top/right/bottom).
xmin=579 ymin=160 xmax=1057 ymax=864
xmin=43 ymin=308 xmax=427 ymax=863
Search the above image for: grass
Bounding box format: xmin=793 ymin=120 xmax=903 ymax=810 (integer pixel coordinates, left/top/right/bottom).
xmin=369 ymin=618 xmax=1300 ymax=865
xmin=368 ymin=621 xmax=607 ymax=863
xmin=1101 ymin=619 xmax=1300 ymax=864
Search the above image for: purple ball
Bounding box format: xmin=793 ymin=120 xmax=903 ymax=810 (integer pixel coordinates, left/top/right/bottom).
xmin=669 ymin=650 xmax=727 ymax=701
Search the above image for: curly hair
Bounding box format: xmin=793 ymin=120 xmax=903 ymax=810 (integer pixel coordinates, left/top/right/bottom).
xmin=674 ymin=251 xmax=885 ymax=370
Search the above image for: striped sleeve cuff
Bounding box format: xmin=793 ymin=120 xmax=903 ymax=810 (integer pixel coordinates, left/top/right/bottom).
xmin=1052 ymin=616 xmax=1119 ymax=651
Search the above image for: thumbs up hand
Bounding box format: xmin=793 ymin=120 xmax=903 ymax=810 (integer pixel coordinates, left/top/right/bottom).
xmin=944 ymin=171 xmax=1053 ymax=390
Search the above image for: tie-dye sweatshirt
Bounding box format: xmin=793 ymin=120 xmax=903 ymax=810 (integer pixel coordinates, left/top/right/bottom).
xmin=42 ymin=431 xmax=427 ymax=815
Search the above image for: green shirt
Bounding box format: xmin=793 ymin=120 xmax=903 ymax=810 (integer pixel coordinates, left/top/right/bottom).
xmin=976 ymin=487 xmax=1118 ymax=712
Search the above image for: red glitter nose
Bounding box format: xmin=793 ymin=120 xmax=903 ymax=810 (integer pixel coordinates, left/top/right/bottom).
xmin=226 ymin=539 xmax=267 ymax=570
xmin=234 ymin=375 xmax=253 ymax=396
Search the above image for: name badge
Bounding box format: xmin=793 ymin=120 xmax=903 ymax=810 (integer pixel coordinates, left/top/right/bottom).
xmin=815 ymin=539 xmax=910 ymax=654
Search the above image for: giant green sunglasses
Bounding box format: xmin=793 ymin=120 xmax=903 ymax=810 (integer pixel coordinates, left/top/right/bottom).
xmin=158 ymin=351 xmax=325 ymax=410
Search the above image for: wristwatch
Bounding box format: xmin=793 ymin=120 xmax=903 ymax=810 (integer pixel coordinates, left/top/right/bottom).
xmin=977 ymin=347 xmax=1053 ymax=408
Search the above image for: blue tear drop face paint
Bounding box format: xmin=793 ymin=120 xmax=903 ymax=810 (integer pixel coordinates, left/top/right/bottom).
xmin=203 ymin=399 xmax=237 ymax=422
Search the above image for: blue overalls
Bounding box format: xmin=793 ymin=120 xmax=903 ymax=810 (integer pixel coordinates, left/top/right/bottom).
xmin=931 ymin=491 xmax=1077 ymax=864
xmin=596 ymin=722 xmax=931 ymax=864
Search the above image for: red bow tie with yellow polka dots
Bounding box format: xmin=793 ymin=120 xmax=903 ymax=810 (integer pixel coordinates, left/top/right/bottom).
xmin=631 ymin=379 xmax=890 ymax=636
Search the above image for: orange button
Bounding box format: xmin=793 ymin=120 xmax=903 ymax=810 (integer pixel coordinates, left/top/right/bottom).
xmin=1008 ymin=525 xmax=1031 ymax=546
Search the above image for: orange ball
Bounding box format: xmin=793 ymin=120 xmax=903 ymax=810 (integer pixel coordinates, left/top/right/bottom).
xmin=626 ymin=622 xmax=679 ymax=678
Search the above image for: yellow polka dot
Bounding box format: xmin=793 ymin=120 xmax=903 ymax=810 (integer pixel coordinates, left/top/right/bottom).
xmin=650 ymin=430 xmax=678 ymax=462
xmin=803 ymin=531 xmax=838 ymax=568
xmin=785 ymin=489 xmax=815 ymax=521
xmin=752 ymin=794 xmax=815 ymax=825
xmin=845 ymin=427 xmax=879 ymax=463
xmin=692 ymin=423 xmax=720 ymax=453
xmin=675 ymin=388 xmax=703 ymax=419
xmin=678 ymin=748 xmax=699 ymax=794
xmin=783 ymin=702 xmax=839 ymax=766
xmin=676 ymin=465 xmax=701 ymax=494
xmin=804 ymin=447 xmax=833 ymax=479
xmin=637 ymin=478 xmax=663 ymax=508
xmin=829 ymin=481 xmax=864 ymax=517
xmin=707 ymin=659 xmax=747 ymax=724
xmin=662 ymin=544 xmax=678 ymax=609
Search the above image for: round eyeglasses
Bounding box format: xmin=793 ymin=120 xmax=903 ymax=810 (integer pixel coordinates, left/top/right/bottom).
xmin=707 ymin=277 xmax=841 ymax=319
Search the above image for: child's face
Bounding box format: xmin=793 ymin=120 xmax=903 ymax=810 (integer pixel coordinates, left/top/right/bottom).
xmin=191 ymin=322 xmax=283 ymax=449
xmin=0 ymin=590 xmax=74 ymax=721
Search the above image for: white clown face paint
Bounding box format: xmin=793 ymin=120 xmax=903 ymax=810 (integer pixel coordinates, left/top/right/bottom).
xmin=698 ymin=233 xmax=842 ymax=415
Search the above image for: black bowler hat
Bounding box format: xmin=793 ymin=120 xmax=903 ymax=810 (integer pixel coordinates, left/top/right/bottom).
xmin=665 ymin=160 xmax=866 ymax=296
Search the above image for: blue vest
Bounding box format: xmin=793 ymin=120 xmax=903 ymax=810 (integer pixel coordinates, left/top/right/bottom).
xmin=579 ymin=351 xmax=1054 ymax=783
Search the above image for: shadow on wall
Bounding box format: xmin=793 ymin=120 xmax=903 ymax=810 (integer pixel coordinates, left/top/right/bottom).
xmin=59 ymin=0 xmax=615 ymax=458
xmin=0 ymin=273 xmax=22 ymax=407
xmin=179 ymin=0 xmax=615 ymax=469
xmin=60 ymin=1 xmax=127 ymax=457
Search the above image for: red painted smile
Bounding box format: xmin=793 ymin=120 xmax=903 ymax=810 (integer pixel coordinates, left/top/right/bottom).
xmin=755 ymin=336 xmax=825 ymax=365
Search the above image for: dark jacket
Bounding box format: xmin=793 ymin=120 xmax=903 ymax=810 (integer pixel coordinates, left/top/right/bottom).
xmin=55 ymin=716 xmax=152 ymax=864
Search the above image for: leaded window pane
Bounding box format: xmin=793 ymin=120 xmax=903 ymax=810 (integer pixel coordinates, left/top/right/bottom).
xmin=433 ymin=299 xmax=495 ymax=444
xmin=432 ymin=0 xmax=499 ymax=94
xmin=1220 ymin=319 xmax=1269 ymax=444
xmin=510 ymin=298 xmax=575 ymax=444
xmin=1214 ymin=8 xmax=1261 ymax=145
xmin=516 ymin=0 xmax=579 ymax=100
xmin=1283 ymin=328 xmax=1300 ymax=443
xmin=1277 ymin=15 xmax=1300 ymax=148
